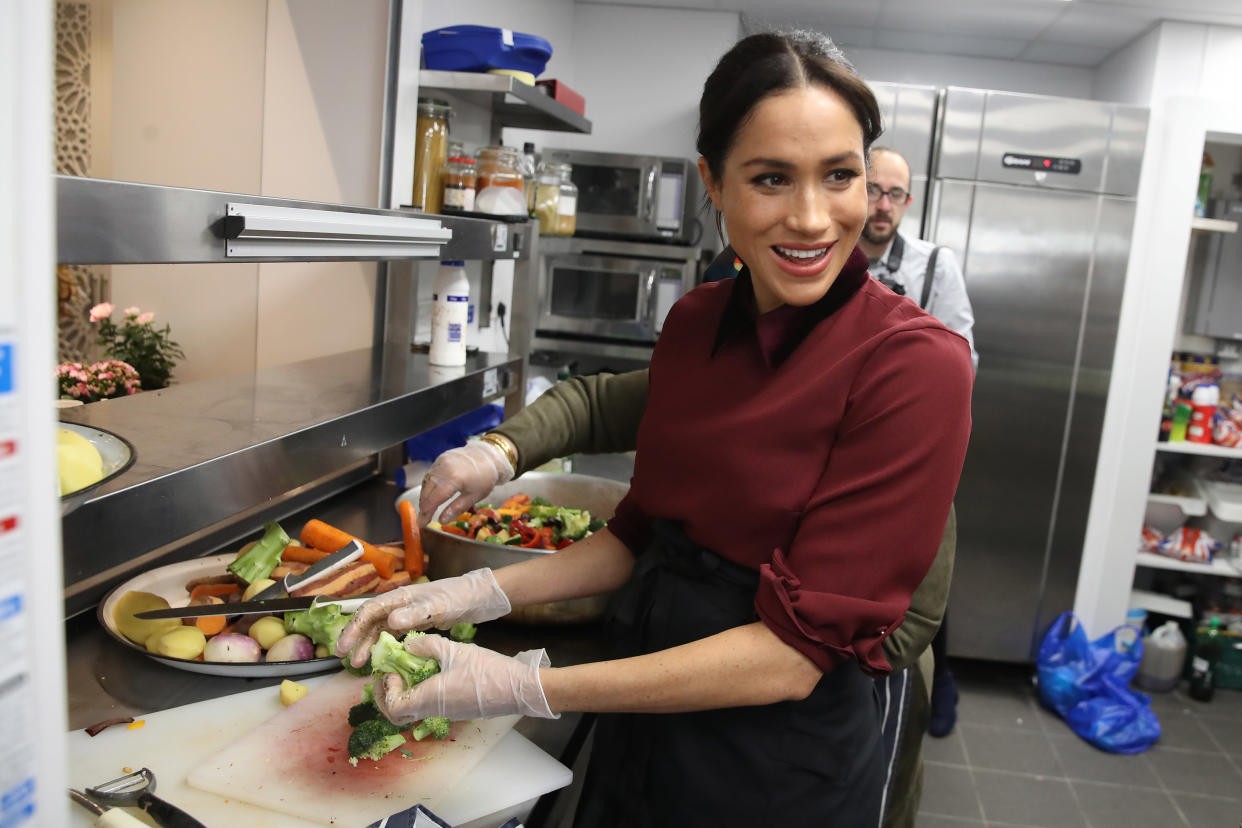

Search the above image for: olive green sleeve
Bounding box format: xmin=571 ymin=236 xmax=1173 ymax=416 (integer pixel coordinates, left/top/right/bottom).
xmin=882 ymin=504 xmax=956 ymax=672
xmin=492 ymin=369 xmax=650 ymax=476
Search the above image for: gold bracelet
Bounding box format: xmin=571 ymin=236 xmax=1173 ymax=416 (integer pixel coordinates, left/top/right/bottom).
xmin=480 ymin=432 xmax=519 ymax=470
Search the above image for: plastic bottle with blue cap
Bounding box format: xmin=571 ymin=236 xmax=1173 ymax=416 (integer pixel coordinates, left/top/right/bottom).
xmin=430 ymin=260 xmax=469 ymax=366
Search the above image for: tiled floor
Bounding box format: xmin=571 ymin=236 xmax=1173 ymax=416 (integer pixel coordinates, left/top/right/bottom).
xmin=920 ymin=659 xmax=1242 ymax=828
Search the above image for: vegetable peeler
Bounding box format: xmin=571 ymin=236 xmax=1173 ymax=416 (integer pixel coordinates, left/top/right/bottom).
xmin=68 ymin=789 xmax=147 ymax=827
xmin=85 ymin=768 xmax=206 ymax=828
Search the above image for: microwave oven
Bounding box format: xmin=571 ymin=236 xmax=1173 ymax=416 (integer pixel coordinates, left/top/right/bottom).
xmin=541 ymin=148 xmax=702 ymax=243
xmin=535 ymin=236 xmax=700 ymax=346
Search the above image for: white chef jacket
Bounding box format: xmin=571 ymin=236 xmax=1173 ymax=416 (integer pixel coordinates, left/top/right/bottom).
xmin=870 ymin=232 xmax=978 ymax=370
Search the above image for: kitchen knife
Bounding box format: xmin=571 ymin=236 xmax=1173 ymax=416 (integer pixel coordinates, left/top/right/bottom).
xmin=134 ymin=594 xmax=376 ymax=620
xmin=247 ymin=539 xmax=365 ymax=602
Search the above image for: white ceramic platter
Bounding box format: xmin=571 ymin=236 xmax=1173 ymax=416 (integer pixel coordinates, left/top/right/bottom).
xmin=97 ymin=553 xmax=342 ymax=678
xmin=59 ymin=420 xmax=135 ymax=515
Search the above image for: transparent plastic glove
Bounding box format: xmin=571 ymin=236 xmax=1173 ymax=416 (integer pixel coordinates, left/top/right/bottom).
xmin=374 ymin=634 xmax=557 ymax=725
xmin=418 ymin=440 xmax=515 ymax=526
xmin=334 ymin=569 xmax=511 ymax=667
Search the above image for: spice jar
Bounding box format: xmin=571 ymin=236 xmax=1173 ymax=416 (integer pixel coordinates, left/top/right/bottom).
xmin=441 ymin=156 xmax=477 ymax=213
xmin=534 ymin=161 xmax=568 ymax=235
xmin=556 ymin=163 xmax=578 ymax=236
xmin=412 ymin=99 xmax=451 ymax=214
xmin=475 ymin=145 xmax=527 ymax=216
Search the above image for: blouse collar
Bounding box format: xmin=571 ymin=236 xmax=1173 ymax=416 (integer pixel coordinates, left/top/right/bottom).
xmin=711 ymin=244 xmax=871 ymax=369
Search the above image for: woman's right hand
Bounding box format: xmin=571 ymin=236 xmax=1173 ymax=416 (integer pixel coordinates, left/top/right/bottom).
xmin=333 ymin=569 xmax=512 ymax=667
xmin=418 ymin=440 xmax=515 ymax=527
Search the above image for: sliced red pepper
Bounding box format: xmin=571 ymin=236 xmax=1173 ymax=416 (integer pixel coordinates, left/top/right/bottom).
xmin=441 ymin=525 xmax=468 ymax=537
xmin=539 ymin=527 xmax=557 ymax=549
xmin=556 ymin=538 xmax=573 ymax=550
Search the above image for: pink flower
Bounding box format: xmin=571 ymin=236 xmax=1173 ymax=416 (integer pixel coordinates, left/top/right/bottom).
xmin=123 ymin=306 xmax=140 ymax=318
xmin=136 ymin=312 xmax=154 ymax=324
xmin=88 ymin=302 xmax=114 ymax=322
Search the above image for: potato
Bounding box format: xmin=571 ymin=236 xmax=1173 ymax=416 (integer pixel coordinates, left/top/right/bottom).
xmin=242 ymin=579 xmax=277 ymax=601
xmin=279 ymin=679 xmax=309 ymax=706
xmin=314 ymin=644 xmax=329 ymax=658
xmin=248 ymin=616 xmax=288 ymax=649
xmin=153 ymin=626 xmax=207 ymax=660
xmin=113 ymin=590 xmax=182 ymax=645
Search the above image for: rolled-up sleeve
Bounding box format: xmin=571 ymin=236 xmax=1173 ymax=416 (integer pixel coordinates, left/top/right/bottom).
xmin=753 ymin=327 xmax=973 ymax=675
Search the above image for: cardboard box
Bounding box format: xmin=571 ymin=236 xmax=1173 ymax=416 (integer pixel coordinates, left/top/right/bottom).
xmin=536 ymin=79 xmax=585 ymax=117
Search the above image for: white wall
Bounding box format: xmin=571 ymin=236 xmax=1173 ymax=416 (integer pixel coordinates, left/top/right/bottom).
xmin=850 ymin=46 xmax=1093 ymax=100
xmin=1092 ymin=25 xmax=1159 ymax=105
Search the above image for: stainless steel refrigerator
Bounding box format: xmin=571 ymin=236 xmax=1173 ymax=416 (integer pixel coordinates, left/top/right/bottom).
xmin=925 ymin=88 xmax=1149 ymax=661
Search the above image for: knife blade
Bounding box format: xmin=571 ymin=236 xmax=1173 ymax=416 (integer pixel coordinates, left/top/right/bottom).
xmin=133 ymin=594 xmax=376 ymax=620
xmin=248 ymin=539 xmax=366 ymax=602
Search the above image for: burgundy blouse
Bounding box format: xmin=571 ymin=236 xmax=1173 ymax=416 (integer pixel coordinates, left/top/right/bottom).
xmin=607 ymin=246 xmax=973 ymax=675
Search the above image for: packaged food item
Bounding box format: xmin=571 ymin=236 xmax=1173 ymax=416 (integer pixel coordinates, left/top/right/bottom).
xmin=1188 ymin=384 xmax=1218 ymax=444
xmin=412 ymin=99 xmax=452 ymax=214
xmin=556 ymin=163 xmax=578 ymax=236
xmin=533 ymin=161 xmax=565 ymax=235
xmin=1169 ymin=399 xmax=1193 ymax=442
xmin=442 ymin=156 xmax=477 ymax=213
xmin=475 ymin=145 xmax=527 ymax=215
xmin=1139 ymin=525 xmax=1163 ymax=553
xmin=1157 ymin=526 xmax=1218 ymax=564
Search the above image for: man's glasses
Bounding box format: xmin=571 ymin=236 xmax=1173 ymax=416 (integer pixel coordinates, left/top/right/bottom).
xmin=867 ymin=184 xmax=910 ymax=204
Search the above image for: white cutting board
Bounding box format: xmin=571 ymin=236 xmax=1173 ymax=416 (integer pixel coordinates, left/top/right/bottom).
xmin=67 ymin=673 xmax=571 ymax=828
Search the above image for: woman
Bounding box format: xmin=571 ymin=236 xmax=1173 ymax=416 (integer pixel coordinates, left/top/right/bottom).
xmin=337 ymin=29 xmax=972 ymax=825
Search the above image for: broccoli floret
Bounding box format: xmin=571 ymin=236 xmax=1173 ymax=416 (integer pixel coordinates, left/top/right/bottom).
xmin=347 ymin=718 xmax=406 ymax=765
xmin=371 ymin=631 xmax=440 ymax=689
xmin=348 ymin=699 xmax=383 ymax=727
xmin=341 ymin=656 xmax=372 ymax=677
xmin=285 ymin=602 xmax=352 ymax=652
xmin=411 ymin=717 xmax=452 ymax=741
xmin=449 ymin=622 xmax=477 ymax=643
xmin=227 ymin=521 xmax=291 ymax=584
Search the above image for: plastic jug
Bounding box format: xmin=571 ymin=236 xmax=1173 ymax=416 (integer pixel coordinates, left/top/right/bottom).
xmin=1135 ymin=620 xmax=1187 ymax=693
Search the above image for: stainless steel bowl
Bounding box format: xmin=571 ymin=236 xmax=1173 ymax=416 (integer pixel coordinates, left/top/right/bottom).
xmin=396 ymin=471 xmax=630 ymax=624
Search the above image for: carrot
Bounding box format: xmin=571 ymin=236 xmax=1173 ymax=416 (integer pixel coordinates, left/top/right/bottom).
xmin=398 ymin=500 xmax=425 ymax=578
xmin=299 ymin=519 xmax=398 ymax=579
xmin=194 ymin=614 xmax=227 ymax=636
xmin=189 ymin=583 xmax=240 ymax=600
xmin=281 ymin=544 xmax=329 ymax=564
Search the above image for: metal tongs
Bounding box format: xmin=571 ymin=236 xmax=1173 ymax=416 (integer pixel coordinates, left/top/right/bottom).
xmin=84 ymin=768 xmax=206 ymax=828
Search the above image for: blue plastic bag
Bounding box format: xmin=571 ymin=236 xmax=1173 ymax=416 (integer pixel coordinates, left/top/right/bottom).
xmin=1036 ymin=611 xmax=1161 ymax=754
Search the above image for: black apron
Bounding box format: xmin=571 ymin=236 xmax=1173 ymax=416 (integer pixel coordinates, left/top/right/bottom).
xmin=574 ymin=519 xmax=885 ymax=827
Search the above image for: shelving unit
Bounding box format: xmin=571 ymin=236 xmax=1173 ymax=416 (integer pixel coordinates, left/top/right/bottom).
xmin=418 ymin=70 xmax=591 ymax=137
xmin=1146 ymin=490 xmax=1208 ymax=517
xmin=1191 ymin=216 xmax=1239 ymax=234
xmin=1136 ymin=551 xmax=1241 ymax=577
xmin=1155 ymin=440 xmax=1242 ymax=459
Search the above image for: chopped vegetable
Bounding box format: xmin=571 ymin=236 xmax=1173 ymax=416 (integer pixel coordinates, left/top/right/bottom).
xmin=190 ymin=598 xmax=228 ymax=636
xmin=188 ymin=582 xmax=240 ymax=600
xmin=248 ymin=616 xmax=288 ymax=649
xmin=154 ymin=626 xmax=208 ymax=660
xmin=411 ymin=717 xmax=451 ymax=741
xmin=347 ymin=718 xmax=406 ymax=765
xmin=371 ymin=631 xmax=439 ymax=689
xmin=113 ymin=590 xmax=181 ymax=646
xmin=281 ymin=544 xmax=329 ymax=564
xmin=398 ymin=500 xmax=425 ymax=579
xmin=284 ymin=601 xmax=352 ymax=652
xmin=201 ymin=632 xmax=260 ymax=663
xmin=349 ymin=699 xmax=384 ymax=727
xmin=449 ymin=622 xmax=476 ymax=643
xmin=432 ymin=494 xmax=603 ymax=550
xmin=241 ymin=579 xmax=277 ymax=602
xmin=85 ymin=717 xmax=134 ymax=737
xmin=228 ymin=522 xmax=292 ymax=585
xmin=127 ymin=720 xmax=145 ymax=730
xmin=265 ymin=633 xmax=314 ymax=663
xmin=279 ymin=679 xmax=309 ymax=706
xmin=300 ymin=519 xmax=399 ymax=580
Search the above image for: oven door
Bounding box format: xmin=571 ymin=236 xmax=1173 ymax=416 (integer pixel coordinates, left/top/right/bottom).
xmin=548 ymin=150 xmax=662 ymax=238
xmin=538 ymin=253 xmax=690 ymax=343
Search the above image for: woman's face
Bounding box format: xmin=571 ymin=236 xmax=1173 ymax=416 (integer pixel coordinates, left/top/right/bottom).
xmin=699 ymin=84 xmax=868 ymax=314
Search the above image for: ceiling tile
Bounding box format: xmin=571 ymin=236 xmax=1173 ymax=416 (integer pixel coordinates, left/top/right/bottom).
xmin=876 ymin=0 xmax=1063 ymax=40
xmin=762 ymin=0 xmax=883 ymax=29
xmin=1039 ymin=5 xmax=1157 ymax=48
xmin=1017 ymin=41 xmax=1115 ymax=66
xmin=874 ymin=28 xmax=1029 ymax=60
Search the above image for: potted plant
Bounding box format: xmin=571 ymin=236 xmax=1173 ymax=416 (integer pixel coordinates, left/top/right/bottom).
xmin=89 ymin=303 xmax=186 ymax=391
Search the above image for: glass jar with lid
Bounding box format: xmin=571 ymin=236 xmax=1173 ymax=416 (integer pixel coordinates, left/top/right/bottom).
xmin=555 ymin=164 xmax=578 ymax=236
xmin=534 ymin=161 xmax=570 ymax=235
xmin=441 ymin=156 xmax=477 ymax=213
xmin=475 ymin=145 xmax=527 ymax=215
xmin=412 ymin=98 xmax=452 ymax=214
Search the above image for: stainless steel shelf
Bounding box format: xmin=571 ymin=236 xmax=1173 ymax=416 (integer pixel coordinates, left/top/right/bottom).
xmin=57 ymin=176 xmax=534 ymax=264
xmin=59 ymin=347 xmax=520 ymax=616
xmin=419 ymin=70 xmax=591 ymax=135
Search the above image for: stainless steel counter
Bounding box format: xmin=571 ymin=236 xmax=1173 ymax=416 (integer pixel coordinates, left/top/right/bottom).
xmin=60 ymin=347 xmax=522 ymax=616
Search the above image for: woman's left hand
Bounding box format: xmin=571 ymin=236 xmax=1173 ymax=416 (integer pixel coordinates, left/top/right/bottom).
xmin=374 ymin=633 xmax=557 ymax=725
